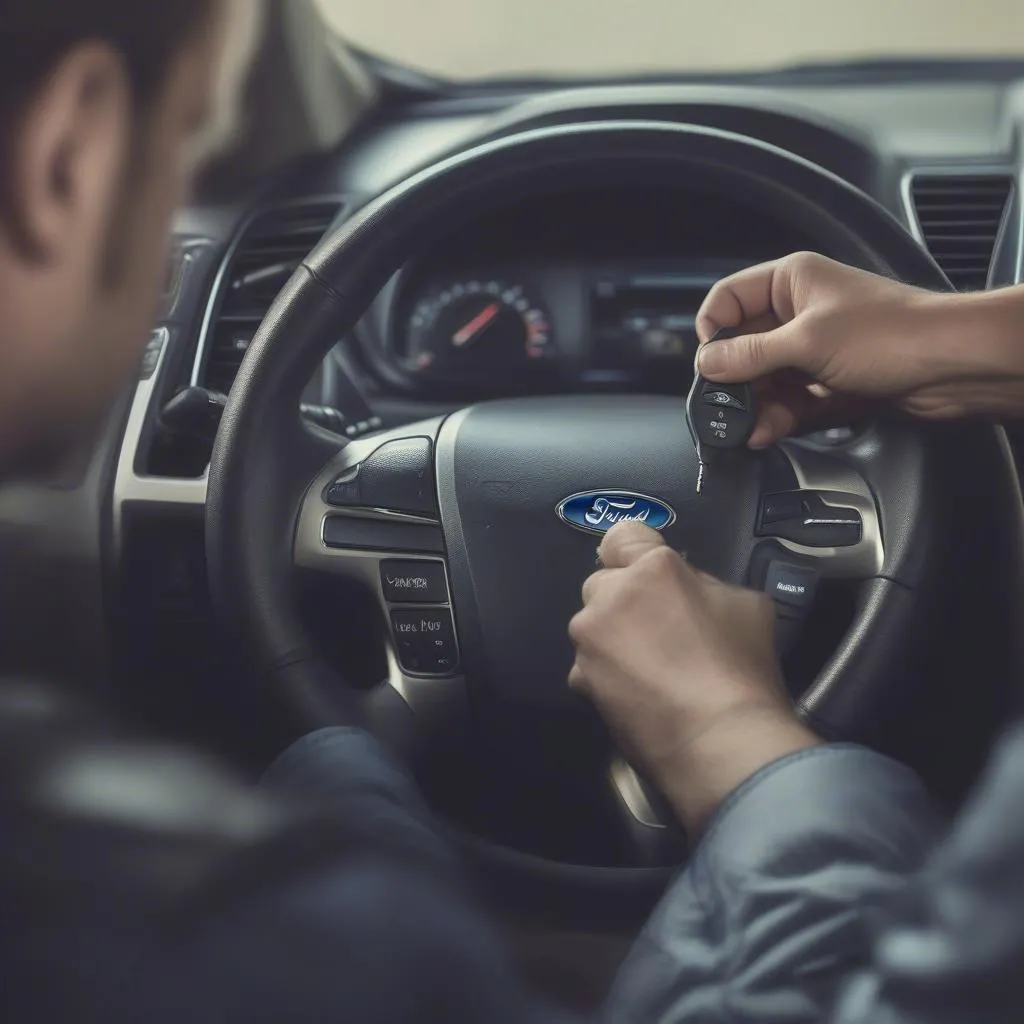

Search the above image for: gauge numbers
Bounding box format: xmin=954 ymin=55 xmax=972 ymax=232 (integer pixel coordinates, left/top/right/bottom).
xmin=403 ymin=278 xmax=554 ymax=379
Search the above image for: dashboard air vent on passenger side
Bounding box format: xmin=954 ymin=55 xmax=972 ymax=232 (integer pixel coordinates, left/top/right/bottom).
xmin=198 ymin=198 xmax=344 ymax=394
xmin=908 ymin=173 xmax=1013 ymax=291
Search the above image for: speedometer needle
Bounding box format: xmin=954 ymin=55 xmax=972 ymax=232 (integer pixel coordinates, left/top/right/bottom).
xmin=452 ymin=302 xmax=500 ymax=347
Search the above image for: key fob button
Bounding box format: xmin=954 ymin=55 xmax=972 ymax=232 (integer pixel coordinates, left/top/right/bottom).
xmin=689 ymin=376 xmax=755 ymax=450
xmin=701 ymin=386 xmax=747 ymax=412
xmin=701 ymin=404 xmax=753 ymax=448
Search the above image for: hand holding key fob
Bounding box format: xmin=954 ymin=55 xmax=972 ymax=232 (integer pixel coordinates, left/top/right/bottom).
xmin=686 ymin=327 xmax=757 ymax=493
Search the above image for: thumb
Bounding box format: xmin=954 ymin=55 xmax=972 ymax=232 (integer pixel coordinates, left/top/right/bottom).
xmin=696 ymin=323 xmax=804 ymax=383
xmin=598 ymin=521 xmax=667 ymax=569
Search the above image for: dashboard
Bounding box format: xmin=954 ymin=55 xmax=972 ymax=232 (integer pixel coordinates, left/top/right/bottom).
xmin=161 ymin=78 xmax=1024 ymax=427
xmin=358 ymin=184 xmax=814 ymax=399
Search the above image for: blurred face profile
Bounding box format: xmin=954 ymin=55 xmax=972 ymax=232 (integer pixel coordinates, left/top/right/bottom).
xmin=0 ymin=0 xmax=260 ymax=475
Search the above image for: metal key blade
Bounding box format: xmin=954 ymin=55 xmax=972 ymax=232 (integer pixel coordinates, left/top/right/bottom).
xmin=686 ymin=373 xmax=707 ymax=496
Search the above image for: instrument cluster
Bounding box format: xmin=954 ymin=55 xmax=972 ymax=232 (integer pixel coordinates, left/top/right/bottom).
xmin=376 ymin=259 xmax=749 ymax=397
xmin=360 ymin=181 xmax=814 ymax=398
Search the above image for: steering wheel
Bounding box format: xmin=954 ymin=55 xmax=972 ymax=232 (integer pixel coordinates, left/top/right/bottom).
xmin=205 ymin=122 xmax=1022 ymax=899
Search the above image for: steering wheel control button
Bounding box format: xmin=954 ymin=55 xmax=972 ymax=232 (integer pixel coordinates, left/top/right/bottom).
xmin=322 ymin=516 xmax=445 ymax=554
xmin=381 ymin=560 xmax=449 ymax=604
xmin=360 ymin=437 xmax=437 ymax=516
xmin=323 ymin=437 xmax=438 ymax=518
xmin=325 ymin=466 xmax=361 ymax=507
xmin=757 ymin=491 xmax=863 ymax=547
xmin=764 ymin=561 xmax=820 ymax=610
xmin=390 ymin=608 xmax=459 ymax=676
xmin=760 ymin=491 xmax=806 ymax=525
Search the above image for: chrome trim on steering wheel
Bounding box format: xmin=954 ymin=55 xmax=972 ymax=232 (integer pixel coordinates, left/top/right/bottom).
xmin=293 ymin=420 xmax=465 ymax=713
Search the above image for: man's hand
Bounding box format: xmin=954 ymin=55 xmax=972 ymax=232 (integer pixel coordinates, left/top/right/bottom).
xmin=696 ymin=251 xmax=1024 ymax=447
xmin=569 ymin=522 xmax=820 ymax=834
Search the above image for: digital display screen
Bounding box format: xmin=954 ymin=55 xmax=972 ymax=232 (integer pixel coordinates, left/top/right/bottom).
xmin=588 ymin=274 xmax=718 ymax=379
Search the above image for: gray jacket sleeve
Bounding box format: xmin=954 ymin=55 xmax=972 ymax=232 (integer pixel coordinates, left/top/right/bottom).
xmin=604 ymin=743 xmax=947 ymax=1023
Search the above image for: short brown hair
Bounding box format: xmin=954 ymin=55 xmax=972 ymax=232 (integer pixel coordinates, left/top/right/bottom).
xmin=2 ymin=0 xmax=215 ymax=115
xmin=0 ymin=0 xmax=215 ymax=252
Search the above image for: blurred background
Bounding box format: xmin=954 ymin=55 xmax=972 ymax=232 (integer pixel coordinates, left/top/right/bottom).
xmin=317 ymin=0 xmax=1024 ymax=79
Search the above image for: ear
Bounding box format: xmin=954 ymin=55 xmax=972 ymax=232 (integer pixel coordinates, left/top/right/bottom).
xmin=8 ymin=43 xmax=131 ymax=263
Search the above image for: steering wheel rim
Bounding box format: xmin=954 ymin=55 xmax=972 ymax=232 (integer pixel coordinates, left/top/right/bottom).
xmin=206 ymin=120 xmax=991 ymax=877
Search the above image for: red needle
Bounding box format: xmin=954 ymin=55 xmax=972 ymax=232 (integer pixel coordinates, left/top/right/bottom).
xmin=452 ymin=302 xmax=501 ymax=347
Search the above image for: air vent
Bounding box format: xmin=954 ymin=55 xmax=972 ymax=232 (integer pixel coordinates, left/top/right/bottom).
xmin=909 ymin=173 xmax=1013 ymax=291
xmin=199 ymin=199 xmax=344 ymax=394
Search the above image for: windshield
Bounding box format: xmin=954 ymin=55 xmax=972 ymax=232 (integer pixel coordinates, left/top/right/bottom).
xmin=316 ymin=0 xmax=1023 ymax=80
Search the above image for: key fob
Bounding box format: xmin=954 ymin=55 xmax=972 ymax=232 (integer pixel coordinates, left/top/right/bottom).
xmin=686 ymin=375 xmax=756 ymax=450
xmin=687 ymin=325 xmax=756 ymax=451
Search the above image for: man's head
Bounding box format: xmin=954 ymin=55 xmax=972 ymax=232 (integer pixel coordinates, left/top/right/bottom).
xmin=0 ymin=0 xmax=261 ymax=474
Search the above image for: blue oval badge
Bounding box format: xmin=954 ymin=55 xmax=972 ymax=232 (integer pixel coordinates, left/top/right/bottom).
xmin=556 ymin=490 xmax=676 ymax=536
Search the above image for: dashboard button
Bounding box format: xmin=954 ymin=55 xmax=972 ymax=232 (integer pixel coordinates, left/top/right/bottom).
xmin=390 ymin=608 xmax=459 ymax=676
xmin=381 ymin=560 xmax=449 ymax=604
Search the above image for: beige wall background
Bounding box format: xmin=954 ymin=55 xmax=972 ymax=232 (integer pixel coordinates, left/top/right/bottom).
xmin=317 ymin=0 xmax=1024 ymax=79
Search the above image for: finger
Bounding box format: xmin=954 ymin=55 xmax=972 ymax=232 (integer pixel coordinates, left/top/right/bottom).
xmin=581 ymin=568 xmax=615 ymax=605
xmin=568 ymin=661 xmax=589 ymax=693
xmin=696 ymin=321 xmax=807 ymax=384
xmin=797 ymin=391 xmax=878 ymax=432
xmin=696 ymin=261 xmax=783 ymax=343
xmin=598 ymin=521 xmax=667 ymax=570
xmin=696 ymin=313 xmax=782 ymax=364
xmin=747 ymin=372 xmax=813 ymax=447
xmin=749 ymin=399 xmax=801 ymax=449
xmin=680 ymin=560 xmax=731 ymax=591
xmin=751 ymin=382 xmax=876 ymax=446
xmin=567 ymin=608 xmax=587 ymax=648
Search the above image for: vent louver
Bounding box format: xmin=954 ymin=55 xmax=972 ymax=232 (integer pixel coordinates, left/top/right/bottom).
xmin=909 ymin=173 xmax=1013 ymax=291
xmin=199 ymin=199 xmax=344 ymax=394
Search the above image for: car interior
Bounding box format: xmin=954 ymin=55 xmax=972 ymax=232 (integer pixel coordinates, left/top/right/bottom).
xmin=2 ymin=0 xmax=1024 ymax=1011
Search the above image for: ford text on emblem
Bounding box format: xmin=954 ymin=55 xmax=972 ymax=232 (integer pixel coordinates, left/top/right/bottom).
xmin=556 ymin=491 xmax=676 ymax=536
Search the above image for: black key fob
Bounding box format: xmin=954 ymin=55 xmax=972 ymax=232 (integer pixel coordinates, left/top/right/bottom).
xmin=687 ymin=326 xmax=756 ymax=451
xmin=686 ymin=375 xmax=756 ymax=450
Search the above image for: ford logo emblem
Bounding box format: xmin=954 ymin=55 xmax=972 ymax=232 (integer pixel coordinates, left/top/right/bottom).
xmin=556 ymin=490 xmax=677 ymax=536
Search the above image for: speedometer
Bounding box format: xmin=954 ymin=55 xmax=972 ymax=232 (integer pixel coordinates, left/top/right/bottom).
xmin=403 ymin=279 xmax=554 ymax=379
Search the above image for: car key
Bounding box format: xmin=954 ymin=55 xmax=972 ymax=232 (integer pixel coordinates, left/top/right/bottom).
xmin=686 ymin=329 xmax=756 ymax=494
